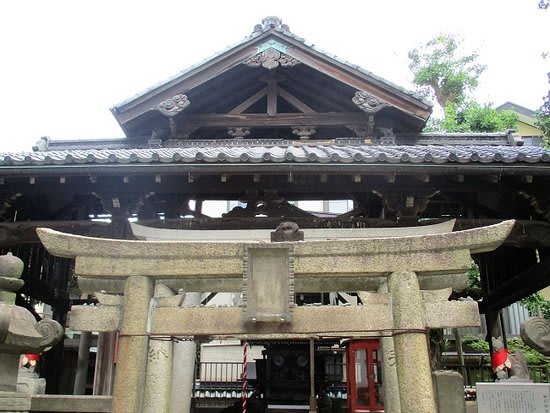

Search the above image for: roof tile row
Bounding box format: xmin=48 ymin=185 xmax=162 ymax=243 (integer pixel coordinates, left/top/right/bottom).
xmin=1 ymin=145 xmax=549 ymax=167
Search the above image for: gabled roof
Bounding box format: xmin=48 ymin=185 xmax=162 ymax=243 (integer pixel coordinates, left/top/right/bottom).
xmin=496 ymin=101 xmax=540 ymax=128
xmin=496 ymin=102 xmax=537 ymax=118
xmin=110 ymin=17 xmax=432 ymax=138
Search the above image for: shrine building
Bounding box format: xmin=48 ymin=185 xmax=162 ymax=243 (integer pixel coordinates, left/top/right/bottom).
xmin=1 ymin=16 xmax=550 ymax=413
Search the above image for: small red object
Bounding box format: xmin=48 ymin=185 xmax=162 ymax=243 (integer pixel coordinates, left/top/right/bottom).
xmin=491 ymin=348 xmax=510 ymax=371
xmin=25 ymin=354 xmax=40 ymax=362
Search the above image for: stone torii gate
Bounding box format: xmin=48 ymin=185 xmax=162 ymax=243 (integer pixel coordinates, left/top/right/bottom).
xmin=37 ymin=220 xmax=514 ymax=413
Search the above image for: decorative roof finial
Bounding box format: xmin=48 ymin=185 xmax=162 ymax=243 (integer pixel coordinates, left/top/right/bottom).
xmin=252 ymin=16 xmax=289 ymax=34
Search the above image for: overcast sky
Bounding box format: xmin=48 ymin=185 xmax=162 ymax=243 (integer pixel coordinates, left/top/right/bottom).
xmin=1 ymin=0 xmax=548 ymax=152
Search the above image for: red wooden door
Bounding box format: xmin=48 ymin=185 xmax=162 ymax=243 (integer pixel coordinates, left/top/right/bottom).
xmin=346 ymin=340 xmax=384 ymax=412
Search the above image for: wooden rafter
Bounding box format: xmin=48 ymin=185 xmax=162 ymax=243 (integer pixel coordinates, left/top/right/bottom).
xmin=229 ymin=87 xmax=267 ymax=114
xmin=278 ymin=88 xmax=316 ymax=114
xmin=113 ymin=45 xmax=259 ymax=124
xmin=283 ymin=75 xmax=352 ymax=112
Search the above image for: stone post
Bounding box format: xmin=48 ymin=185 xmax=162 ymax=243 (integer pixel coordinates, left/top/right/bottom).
xmin=377 ymin=282 xmax=401 ymax=413
xmin=388 ymin=270 xmax=436 ymax=413
xmin=143 ymin=284 xmax=175 ymax=413
xmin=432 ymin=370 xmax=466 ymax=413
xmin=170 ymin=292 xmax=201 ymax=413
xmin=111 ymin=276 xmax=154 ymax=413
xmin=0 ymin=252 xmax=63 ymax=411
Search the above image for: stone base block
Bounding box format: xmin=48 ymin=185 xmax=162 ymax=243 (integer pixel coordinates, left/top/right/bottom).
xmin=0 ymin=391 xmax=31 ymax=411
xmin=432 ymin=370 xmax=466 ymax=413
xmin=17 ymin=373 xmax=46 ymax=395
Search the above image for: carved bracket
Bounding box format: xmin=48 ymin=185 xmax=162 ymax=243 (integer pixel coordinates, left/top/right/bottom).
xmin=228 ymin=127 xmax=251 ymax=139
xmin=376 ymin=127 xmax=395 ymax=145
xmin=347 ymin=124 xmax=372 ymax=139
xmin=376 ymin=190 xmax=440 ymax=221
xmin=353 ymin=91 xmax=389 ymax=113
xmin=158 ymin=94 xmax=190 ymax=117
xmin=292 ymin=126 xmax=316 ymax=139
xmin=223 ymin=192 xmax=315 ymax=219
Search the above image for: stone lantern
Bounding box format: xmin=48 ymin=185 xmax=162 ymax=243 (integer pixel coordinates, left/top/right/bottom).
xmin=0 ymin=252 xmax=63 ymax=411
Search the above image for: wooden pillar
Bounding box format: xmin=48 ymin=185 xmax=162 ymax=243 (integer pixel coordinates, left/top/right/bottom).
xmin=112 ymin=276 xmax=154 ymax=413
xmin=93 ymin=332 xmax=117 ymax=395
xmin=73 ymin=331 xmax=92 ymax=394
xmin=309 ymin=338 xmax=316 ymax=413
xmin=388 ymin=270 xmax=436 ymax=413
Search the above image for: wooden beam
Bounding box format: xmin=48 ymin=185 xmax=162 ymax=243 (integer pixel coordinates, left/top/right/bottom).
xmin=114 ymin=45 xmax=259 ymax=124
xmin=0 ymin=221 xmax=110 ymax=247
xmin=279 ymin=36 xmax=431 ymax=120
xmin=284 ymin=75 xmax=351 ymax=112
xmin=416 ymin=174 xmax=430 ymax=183
xmin=278 ymin=87 xmax=316 ymax=113
xmin=180 ymin=112 xmax=367 ymax=127
xmin=267 ymin=77 xmax=278 ymax=117
xmin=486 ymin=256 xmax=550 ymax=310
xmin=228 ymin=87 xmax=267 ymax=114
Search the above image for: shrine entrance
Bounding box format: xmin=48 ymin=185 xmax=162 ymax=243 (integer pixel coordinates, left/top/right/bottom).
xmin=35 ymin=220 xmax=514 ymax=413
xmin=346 ymin=340 xmax=384 ymax=413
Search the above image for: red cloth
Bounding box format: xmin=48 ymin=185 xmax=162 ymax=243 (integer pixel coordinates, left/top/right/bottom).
xmin=25 ymin=354 xmax=40 ymax=362
xmin=491 ymin=348 xmax=509 ymax=371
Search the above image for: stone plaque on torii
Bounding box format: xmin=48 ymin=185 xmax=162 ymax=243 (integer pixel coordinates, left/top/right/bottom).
xmin=37 ymin=220 xmax=515 ymax=413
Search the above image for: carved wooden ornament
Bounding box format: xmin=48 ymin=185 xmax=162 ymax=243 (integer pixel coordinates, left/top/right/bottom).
xmin=244 ymin=48 xmax=300 ymax=70
xmin=158 ymin=94 xmax=190 ymax=117
xmin=353 ymin=91 xmax=389 ymax=113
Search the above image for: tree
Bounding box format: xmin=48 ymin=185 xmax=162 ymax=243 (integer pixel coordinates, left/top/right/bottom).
xmin=430 ymin=102 xmax=518 ymax=133
xmin=535 ymin=73 xmax=550 ymax=148
xmin=521 ymin=292 xmax=550 ymax=319
xmin=408 ymin=34 xmax=486 ymax=108
xmin=537 ymin=1 xmax=550 ymax=147
xmin=409 ymin=34 xmax=518 ymax=133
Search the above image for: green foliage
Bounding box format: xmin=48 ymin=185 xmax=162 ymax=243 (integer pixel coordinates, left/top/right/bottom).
xmin=461 ymin=103 xmax=518 ymax=132
xmin=408 ymin=34 xmax=486 ymax=109
xmin=461 ymin=335 xmax=550 ymax=366
xmin=507 ymin=337 xmax=549 ymax=365
xmin=408 ymin=34 xmax=517 ymax=133
xmin=521 ymin=292 xmax=550 ymax=319
xmin=535 ymin=103 xmax=550 ymax=148
xmin=455 ymin=261 xmax=483 ymax=300
xmin=427 ymin=102 xmax=518 ymax=133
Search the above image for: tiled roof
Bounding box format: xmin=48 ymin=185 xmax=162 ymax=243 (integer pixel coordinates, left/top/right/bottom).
xmin=1 ymin=144 xmax=549 ymax=167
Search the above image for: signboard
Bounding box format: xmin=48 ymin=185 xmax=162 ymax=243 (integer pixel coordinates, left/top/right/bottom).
xmin=477 ymin=382 xmax=550 ymax=413
xmin=242 ymin=244 xmax=294 ymax=323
